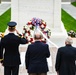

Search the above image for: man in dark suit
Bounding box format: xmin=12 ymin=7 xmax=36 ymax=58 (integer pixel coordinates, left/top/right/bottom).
xmin=0 ymin=21 xmax=28 ymax=75
xmin=55 ymin=37 xmax=76 ymax=75
xmin=25 ymin=32 xmax=50 ymax=75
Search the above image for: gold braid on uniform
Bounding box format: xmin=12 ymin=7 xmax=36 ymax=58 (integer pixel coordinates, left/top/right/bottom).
xmin=0 ymin=59 xmax=3 ymax=62
xmin=9 ymin=26 xmax=15 ymax=29
xmin=18 ymin=34 xmax=26 ymax=38
xmin=1 ymin=33 xmax=4 ymax=38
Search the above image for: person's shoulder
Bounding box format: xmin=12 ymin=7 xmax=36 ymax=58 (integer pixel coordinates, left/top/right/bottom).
xmin=12 ymin=34 xmax=22 ymax=38
xmin=1 ymin=34 xmax=7 ymax=38
xmin=71 ymin=46 xmax=76 ymax=50
xmin=40 ymin=42 xmax=49 ymax=48
xmin=41 ymin=42 xmax=48 ymax=45
xmin=4 ymin=34 xmax=19 ymax=39
xmin=58 ymin=46 xmax=65 ymax=51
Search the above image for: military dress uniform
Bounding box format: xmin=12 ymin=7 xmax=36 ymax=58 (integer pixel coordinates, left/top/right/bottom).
xmin=0 ymin=41 xmax=3 ymax=62
xmin=0 ymin=41 xmax=1 ymax=60
xmin=0 ymin=33 xmax=4 ymax=63
xmin=0 ymin=22 xmax=28 ymax=75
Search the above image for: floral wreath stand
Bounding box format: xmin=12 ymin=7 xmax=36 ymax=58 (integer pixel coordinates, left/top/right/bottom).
xmin=22 ymin=18 xmax=51 ymax=43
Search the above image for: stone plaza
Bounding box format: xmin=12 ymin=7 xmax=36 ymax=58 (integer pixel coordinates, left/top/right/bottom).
xmin=1 ymin=0 xmax=76 ymax=75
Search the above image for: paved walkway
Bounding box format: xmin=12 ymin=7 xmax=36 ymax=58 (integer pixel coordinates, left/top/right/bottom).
xmin=62 ymin=4 xmax=76 ymax=19
xmin=0 ymin=64 xmax=56 ymax=75
xmin=0 ymin=2 xmax=11 ymax=16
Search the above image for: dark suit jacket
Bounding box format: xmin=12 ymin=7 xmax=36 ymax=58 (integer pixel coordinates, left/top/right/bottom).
xmin=55 ymin=44 xmax=76 ymax=75
xmin=0 ymin=41 xmax=2 ymax=60
xmin=1 ymin=33 xmax=28 ymax=66
xmin=25 ymin=41 xmax=50 ymax=73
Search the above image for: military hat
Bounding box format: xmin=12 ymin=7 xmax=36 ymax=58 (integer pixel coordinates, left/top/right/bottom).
xmin=7 ymin=21 xmax=17 ymax=27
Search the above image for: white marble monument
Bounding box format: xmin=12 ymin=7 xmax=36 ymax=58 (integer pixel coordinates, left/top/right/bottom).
xmin=11 ymin=0 xmax=68 ymax=42
xmin=11 ymin=0 xmax=67 ymax=47
xmin=11 ymin=0 xmax=61 ymax=32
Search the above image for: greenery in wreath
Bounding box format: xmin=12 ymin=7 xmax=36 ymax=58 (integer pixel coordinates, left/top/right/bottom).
xmin=22 ymin=17 xmax=51 ymax=43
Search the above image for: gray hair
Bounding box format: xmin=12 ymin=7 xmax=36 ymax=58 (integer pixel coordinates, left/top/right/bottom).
xmin=65 ymin=36 xmax=73 ymax=44
xmin=34 ymin=32 xmax=43 ymax=40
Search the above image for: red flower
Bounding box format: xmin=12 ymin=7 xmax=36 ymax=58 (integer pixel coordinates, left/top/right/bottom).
xmin=27 ymin=21 xmax=32 ymax=25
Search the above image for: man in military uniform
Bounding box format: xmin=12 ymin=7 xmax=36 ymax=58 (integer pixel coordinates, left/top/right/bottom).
xmin=0 ymin=21 xmax=28 ymax=75
xmin=0 ymin=37 xmax=2 ymax=62
xmin=0 ymin=33 xmax=3 ymax=63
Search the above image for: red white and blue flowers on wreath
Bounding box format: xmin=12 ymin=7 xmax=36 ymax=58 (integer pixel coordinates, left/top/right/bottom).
xmin=22 ymin=17 xmax=51 ymax=43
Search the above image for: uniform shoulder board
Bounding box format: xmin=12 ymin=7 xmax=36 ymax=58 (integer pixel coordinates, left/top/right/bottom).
xmin=1 ymin=33 xmax=5 ymax=38
xmin=0 ymin=59 xmax=3 ymax=62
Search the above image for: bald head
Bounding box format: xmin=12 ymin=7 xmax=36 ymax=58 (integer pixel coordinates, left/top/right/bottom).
xmin=65 ymin=36 xmax=73 ymax=45
xmin=34 ymin=32 xmax=43 ymax=40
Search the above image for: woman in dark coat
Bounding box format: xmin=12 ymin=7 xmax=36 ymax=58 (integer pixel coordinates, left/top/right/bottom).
xmin=55 ymin=37 xmax=76 ymax=75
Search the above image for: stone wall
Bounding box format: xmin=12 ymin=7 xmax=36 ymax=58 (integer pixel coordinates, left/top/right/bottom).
xmin=1 ymin=0 xmax=76 ymax=3
xmin=71 ymin=0 xmax=76 ymax=2
xmin=1 ymin=0 xmax=11 ymax=2
xmin=62 ymin=0 xmax=76 ymax=2
xmin=62 ymin=0 xmax=71 ymax=2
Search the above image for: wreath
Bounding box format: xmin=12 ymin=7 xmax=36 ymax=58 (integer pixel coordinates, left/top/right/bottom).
xmin=22 ymin=17 xmax=51 ymax=43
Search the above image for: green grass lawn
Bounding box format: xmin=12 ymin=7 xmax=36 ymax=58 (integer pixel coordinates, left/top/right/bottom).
xmin=71 ymin=2 xmax=76 ymax=7
xmin=0 ymin=8 xmax=76 ymax=33
xmin=0 ymin=8 xmax=11 ymax=32
xmin=61 ymin=9 xmax=76 ymax=32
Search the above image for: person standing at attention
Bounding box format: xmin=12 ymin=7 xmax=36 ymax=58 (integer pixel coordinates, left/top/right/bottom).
xmin=0 ymin=34 xmax=2 ymax=62
xmin=0 ymin=32 xmax=5 ymax=63
xmin=25 ymin=32 xmax=50 ymax=75
xmin=55 ymin=37 xmax=76 ymax=75
xmin=0 ymin=21 xmax=28 ymax=75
